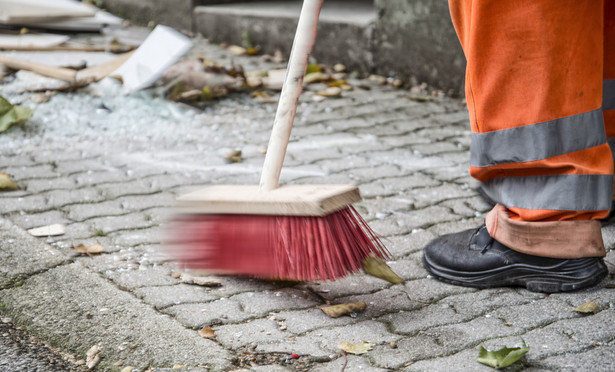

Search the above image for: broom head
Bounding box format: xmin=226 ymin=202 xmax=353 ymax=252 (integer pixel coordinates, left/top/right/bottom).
xmin=166 ymin=185 xmax=389 ymax=281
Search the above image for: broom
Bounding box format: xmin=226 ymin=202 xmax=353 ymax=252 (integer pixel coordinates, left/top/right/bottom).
xmin=169 ymin=0 xmax=388 ymax=281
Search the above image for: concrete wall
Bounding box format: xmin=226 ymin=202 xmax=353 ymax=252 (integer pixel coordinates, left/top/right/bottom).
xmin=102 ymin=0 xmax=196 ymax=31
xmin=100 ymin=0 xmax=466 ymax=94
xmin=373 ymin=0 xmax=465 ymax=95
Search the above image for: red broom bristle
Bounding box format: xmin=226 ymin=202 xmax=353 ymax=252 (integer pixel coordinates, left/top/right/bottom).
xmin=167 ymin=206 xmax=389 ymax=281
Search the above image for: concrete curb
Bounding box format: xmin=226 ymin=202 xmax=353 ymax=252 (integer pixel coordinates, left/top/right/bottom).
xmin=0 ymin=217 xmax=232 ymax=371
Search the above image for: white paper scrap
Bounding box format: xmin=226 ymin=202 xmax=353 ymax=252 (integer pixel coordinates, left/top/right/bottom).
xmin=110 ymin=25 xmax=192 ymax=93
xmin=27 ymin=224 xmax=65 ymax=237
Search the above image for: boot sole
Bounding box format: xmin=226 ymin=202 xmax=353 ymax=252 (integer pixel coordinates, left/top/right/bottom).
xmin=423 ymin=254 xmax=608 ymax=293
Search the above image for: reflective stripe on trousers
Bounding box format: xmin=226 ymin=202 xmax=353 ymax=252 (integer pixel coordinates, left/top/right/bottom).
xmin=448 ymin=0 xmax=615 ymax=258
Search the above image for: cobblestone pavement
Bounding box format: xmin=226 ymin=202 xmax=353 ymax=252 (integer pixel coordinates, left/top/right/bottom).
xmin=1 ymin=34 xmax=615 ymax=372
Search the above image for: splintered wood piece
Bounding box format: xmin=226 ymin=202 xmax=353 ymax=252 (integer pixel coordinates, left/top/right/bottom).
xmin=176 ymin=184 xmax=361 ymax=216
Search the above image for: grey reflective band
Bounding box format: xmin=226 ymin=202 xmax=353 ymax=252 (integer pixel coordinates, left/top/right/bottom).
xmin=481 ymin=174 xmax=613 ymax=211
xmin=470 ymin=109 xmax=606 ymax=167
xmin=604 ymin=79 xmax=615 ymax=111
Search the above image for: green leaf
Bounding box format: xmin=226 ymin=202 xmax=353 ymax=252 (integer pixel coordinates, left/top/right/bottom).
xmin=0 ymin=96 xmax=33 ymax=133
xmin=477 ymin=342 xmax=529 ymax=369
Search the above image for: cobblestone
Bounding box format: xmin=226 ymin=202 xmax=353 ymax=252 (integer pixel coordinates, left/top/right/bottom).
xmin=0 ymin=29 xmax=612 ymax=371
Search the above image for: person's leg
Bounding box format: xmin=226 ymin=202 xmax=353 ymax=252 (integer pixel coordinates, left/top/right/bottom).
xmin=423 ymin=0 xmax=611 ymax=292
xmin=605 ymin=0 xmax=615 ymax=193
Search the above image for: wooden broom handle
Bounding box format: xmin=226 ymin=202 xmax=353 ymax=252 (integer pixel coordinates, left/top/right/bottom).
xmin=259 ymin=0 xmax=324 ymax=192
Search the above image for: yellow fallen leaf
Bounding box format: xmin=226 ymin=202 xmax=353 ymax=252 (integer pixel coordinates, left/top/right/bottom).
xmin=120 ymin=367 xmax=136 ymax=372
xmin=172 ymin=364 xmax=186 ymax=369
xmin=362 ymin=254 xmax=405 ymax=284
xmin=199 ymin=326 xmax=215 ymax=338
xmin=328 ymin=79 xmax=348 ymax=87
xmin=306 ymin=63 xmax=321 ymax=74
xmin=338 ymin=341 xmax=374 ymax=355
xmin=0 ymin=172 xmax=18 ymax=190
xmin=71 ymin=243 xmax=105 ymax=255
xmin=572 ymin=301 xmax=600 ymax=315
xmin=246 ymin=46 xmax=261 ymax=55
xmin=321 ymin=302 xmax=366 ymax=318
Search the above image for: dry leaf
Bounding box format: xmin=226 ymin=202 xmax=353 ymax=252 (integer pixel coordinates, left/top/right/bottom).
xmin=178 ymin=89 xmax=202 ymax=101
xmin=391 ymin=79 xmax=404 ymax=88
xmin=250 ymin=90 xmax=276 ymax=103
xmin=572 ymin=301 xmax=600 ymax=315
xmin=304 ymin=71 xmax=328 ymax=84
xmin=180 ymin=273 xmax=222 ymax=287
xmin=312 ymin=95 xmax=327 ymax=102
xmin=0 ymin=172 xmax=19 ymax=191
xmin=228 ymin=45 xmax=247 ymax=55
xmin=338 ymin=341 xmax=374 ymax=355
xmin=362 ymin=254 xmax=405 ymax=284
xmin=27 ymin=224 xmax=65 ymax=237
xmin=71 ymin=243 xmax=105 ymax=255
xmin=306 ymin=63 xmax=321 ymax=74
xmin=263 ymin=69 xmax=286 ymax=90
xmin=316 ymin=87 xmax=342 ymax=98
xmin=225 ymin=150 xmax=242 ymax=163
xmin=328 ymin=79 xmax=348 ymax=87
xmin=246 ymin=46 xmax=261 ymax=55
xmin=321 ymin=302 xmax=366 ymax=318
xmin=120 ymin=367 xmax=135 ymax=372
xmin=368 ymin=74 xmax=387 ymax=84
xmin=86 ymin=344 xmax=102 ymax=370
xmin=246 ymin=77 xmax=263 ymax=89
xmin=333 ymin=63 xmax=347 ymax=72
xmin=198 ymin=326 xmax=216 ymax=338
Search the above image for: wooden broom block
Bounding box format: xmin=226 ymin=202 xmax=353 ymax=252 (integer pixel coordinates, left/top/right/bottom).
xmin=176 ymin=184 xmax=361 ymax=216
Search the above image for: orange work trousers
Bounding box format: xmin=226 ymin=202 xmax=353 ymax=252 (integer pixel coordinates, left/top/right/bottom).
xmin=449 ymin=0 xmax=615 ymax=258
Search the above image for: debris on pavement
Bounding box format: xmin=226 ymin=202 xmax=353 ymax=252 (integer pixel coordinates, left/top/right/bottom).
xmin=362 ymin=254 xmax=405 ymax=284
xmin=572 ymin=301 xmax=601 ymax=315
xmin=321 ymin=302 xmax=367 ymax=318
xmin=112 ymin=25 xmax=192 ymax=93
xmin=337 ymin=341 xmax=374 ymax=355
xmin=71 ymin=243 xmax=105 ymax=255
xmin=0 ymin=171 xmax=19 ymax=190
xmin=0 ymin=95 xmax=33 ymax=132
xmin=178 ymin=272 xmax=223 ymax=287
xmin=85 ymin=344 xmax=102 ymax=370
xmin=477 ymin=342 xmax=529 ymax=369
xmin=26 ymin=223 xmax=65 ymax=237
xmin=0 ymin=0 xmax=122 ymax=32
xmin=198 ymin=325 xmax=216 ymax=339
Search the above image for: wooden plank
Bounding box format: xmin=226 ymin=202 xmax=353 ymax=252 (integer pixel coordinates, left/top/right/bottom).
xmin=0 ymin=50 xmax=133 ymax=84
xmin=176 ymin=184 xmax=362 ymax=216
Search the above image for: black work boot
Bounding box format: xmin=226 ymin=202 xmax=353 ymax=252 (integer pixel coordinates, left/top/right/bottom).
xmin=423 ymin=225 xmax=608 ymax=293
